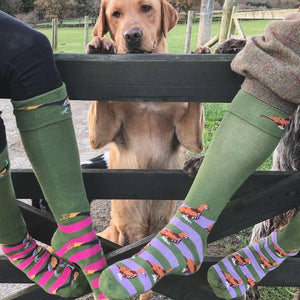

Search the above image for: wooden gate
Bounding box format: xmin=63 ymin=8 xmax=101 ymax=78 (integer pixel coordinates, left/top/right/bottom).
xmin=1 ymin=54 xmax=299 ymax=300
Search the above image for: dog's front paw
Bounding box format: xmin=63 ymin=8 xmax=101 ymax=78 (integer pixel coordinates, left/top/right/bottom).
xmin=86 ymin=37 xmax=117 ymax=54
xmin=183 ymin=155 xmax=205 ymax=178
xmin=215 ymin=38 xmax=246 ymax=54
xmin=192 ymin=46 xmax=211 ymax=54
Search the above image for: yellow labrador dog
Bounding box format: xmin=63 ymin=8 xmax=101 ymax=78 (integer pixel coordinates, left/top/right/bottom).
xmin=87 ymin=0 xmax=205 ymax=248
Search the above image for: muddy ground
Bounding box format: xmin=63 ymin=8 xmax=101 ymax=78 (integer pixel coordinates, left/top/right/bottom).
xmin=0 ymin=99 xmax=229 ymax=300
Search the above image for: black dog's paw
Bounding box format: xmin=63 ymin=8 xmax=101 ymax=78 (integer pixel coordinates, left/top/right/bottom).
xmin=183 ymin=155 xmax=205 ymax=178
xmin=81 ymin=152 xmax=109 ymax=169
xmin=215 ymin=38 xmax=246 ymax=54
xmin=86 ymin=36 xmax=117 ymax=54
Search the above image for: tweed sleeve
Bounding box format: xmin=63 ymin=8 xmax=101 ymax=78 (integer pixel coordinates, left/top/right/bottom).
xmin=231 ymin=12 xmax=300 ymax=115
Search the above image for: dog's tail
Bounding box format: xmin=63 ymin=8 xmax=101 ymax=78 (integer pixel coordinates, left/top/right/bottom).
xmin=81 ymin=151 xmax=110 ymax=169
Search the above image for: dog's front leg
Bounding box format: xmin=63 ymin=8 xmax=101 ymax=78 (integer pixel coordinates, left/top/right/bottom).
xmin=88 ymin=101 xmax=122 ymax=150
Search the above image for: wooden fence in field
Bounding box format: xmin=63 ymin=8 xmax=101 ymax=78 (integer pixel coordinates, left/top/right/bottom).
xmin=0 ymin=54 xmax=299 ymax=299
xmin=184 ymin=3 xmax=298 ymax=51
xmin=32 ymin=4 xmax=298 ymax=53
xmin=226 ymin=8 xmax=298 ymax=40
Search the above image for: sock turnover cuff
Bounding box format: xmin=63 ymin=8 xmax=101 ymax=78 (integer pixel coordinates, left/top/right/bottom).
xmin=12 ymin=83 xmax=67 ymax=109
xmin=12 ymin=83 xmax=72 ymax=132
xmin=227 ymin=90 xmax=291 ymax=138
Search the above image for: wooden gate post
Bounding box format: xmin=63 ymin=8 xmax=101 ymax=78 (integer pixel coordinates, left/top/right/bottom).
xmin=197 ymin=0 xmax=214 ymax=46
xmin=84 ymin=15 xmax=89 ymax=49
xmin=219 ymin=0 xmax=238 ymax=43
xmin=185 ymin=11 xmax=194 ymax=53
xmin=51 ymin=18 xmax=58 ymax=51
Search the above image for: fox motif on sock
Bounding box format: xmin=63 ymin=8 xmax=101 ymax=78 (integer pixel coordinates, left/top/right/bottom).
xmin=118 ymin=265 xmax=146 ymax=279
xmin=231 ymin=253 xmax=251 ymax=266
xmin=184 ymin=257 xmax=201 ymax=274
xmin=160 ymin=229 xmax=189 ymax=244
xmin=257 ymin=252 xmax=278 ymax=270
xmin=147 ymin=261 xmax=172 ymax=281
xmin=272 ymin=240 xmax=297 ymax=257
xmin=178 ymin=204 xmax=208 ymax=220
xmin=99 ymin=203 xmax=214 ymax=299
xmin=222 ymin=271 xmax=243 ymax=288
xmin=261 ymin=115 xmax=292 ymax=129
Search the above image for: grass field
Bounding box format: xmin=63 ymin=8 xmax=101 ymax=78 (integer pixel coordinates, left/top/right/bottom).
xmin=36 ymin=20 xmax=272 ymax=54
xmin=35 ymin=20 xmax=298 ymax=299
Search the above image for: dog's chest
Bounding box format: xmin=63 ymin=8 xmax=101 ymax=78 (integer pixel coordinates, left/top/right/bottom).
xmin=120 ymin=102 xmax=184 ymax=145
xmin=123 ymin=103 xmax=180 ymax=133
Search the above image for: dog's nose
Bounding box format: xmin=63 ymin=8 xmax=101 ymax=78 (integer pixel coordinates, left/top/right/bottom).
xmin=124 ymin=27 xmax=143 ymax=45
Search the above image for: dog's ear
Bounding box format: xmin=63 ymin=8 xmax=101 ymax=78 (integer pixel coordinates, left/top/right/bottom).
xmin=161 ymin=0 xmax=178 ymax=37
xmin=175 ymin=103 xmax=205 ymax=154
xmin=93 ymin=0 xmax=108 ymax=37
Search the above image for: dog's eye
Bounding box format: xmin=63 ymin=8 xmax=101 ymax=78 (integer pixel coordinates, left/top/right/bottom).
xmin=141 ymin=5 xmax=152 ymax=13
xmin=112 ymin=11 xmax=121 ymax=18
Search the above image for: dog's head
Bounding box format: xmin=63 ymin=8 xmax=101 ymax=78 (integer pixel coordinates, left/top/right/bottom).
xmin=93 ymin=0 xmax=178 ymax=53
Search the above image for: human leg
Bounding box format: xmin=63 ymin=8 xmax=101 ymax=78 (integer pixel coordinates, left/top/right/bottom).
xmin=99 ymin=91 xmax=290 ymax=299
xmin=207 ymin=212 xmax=300 ymax=299
xmin=0 ymin=11 xmax=106 ymax=298
xmin=0 ymin=115 xmax=90 ymax=297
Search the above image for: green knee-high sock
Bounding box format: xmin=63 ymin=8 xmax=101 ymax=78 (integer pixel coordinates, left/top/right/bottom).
xmin=208 ymin=212 xmax=300 ymax=299
xmin=0 ymin=145 xmax=90 ymax=297
xmin=0 ymin=146 xmax=26 ymax=244
xmin=12 ymin=84 xmax=107 ymax=299
xmin=99 ymin=90 xmax=291 ymax=300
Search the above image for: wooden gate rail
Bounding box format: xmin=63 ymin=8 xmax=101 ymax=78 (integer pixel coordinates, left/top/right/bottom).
xmin=54 ymin=54 xmax=243 ymax=102
xmin=10 ymin=170 xmax=300 ymax=245
xmin=2 ymin=54 xmax=300 ymax=299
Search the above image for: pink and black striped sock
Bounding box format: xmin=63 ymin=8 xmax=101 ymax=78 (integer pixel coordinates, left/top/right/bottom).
xmin=51 ymin=212 xmax=107 ymax=299
xmin=1 ymin=233 xmax=90 ymax=297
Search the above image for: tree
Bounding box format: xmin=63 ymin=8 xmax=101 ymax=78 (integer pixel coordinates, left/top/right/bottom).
xmin=1 ymin=0 xmax=23 ymax=15
xmin=246 ymin=1 xmax=272 ymax=8
xmin=168 ymin=0 xmax=198 ymax=12
xmin=74 ymin=0 xmax=101 ymax=17
xmin=22 ymin=0 xmax=35 ymax=13
xmin=34 ymin=0 xmax=74 ymax=19
xmin=0 ymin=0 xmax=8 ymax=12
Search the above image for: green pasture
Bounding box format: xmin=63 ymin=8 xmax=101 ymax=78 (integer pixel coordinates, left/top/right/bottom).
xmin=36 ymin=19 xmax=272 ymax=54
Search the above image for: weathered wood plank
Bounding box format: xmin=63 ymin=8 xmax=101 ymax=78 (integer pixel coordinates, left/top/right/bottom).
xmin=233 ymin=17 xmax=246 ymax=39
xmin=209 ymin=171 xmax=300 ymax=242
xmin=13 ymin=170 xmax=300 ymax=245
xmin=3 ymin=253 xmax=298 ymax=300
xmin=54 ymin=54 xmax=243 ymax=102
xmin=0 ymin=255 xmax=31 ymax=284
xmin=17 ymin=201 xmax=120 ymax=252
xmin=153 ymin=256 xmax=300 ymax=299
xmin=233 ymin=9 xmax=298 ymax=20
xmin=11 ymin=169 xmax=296 ymax=200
